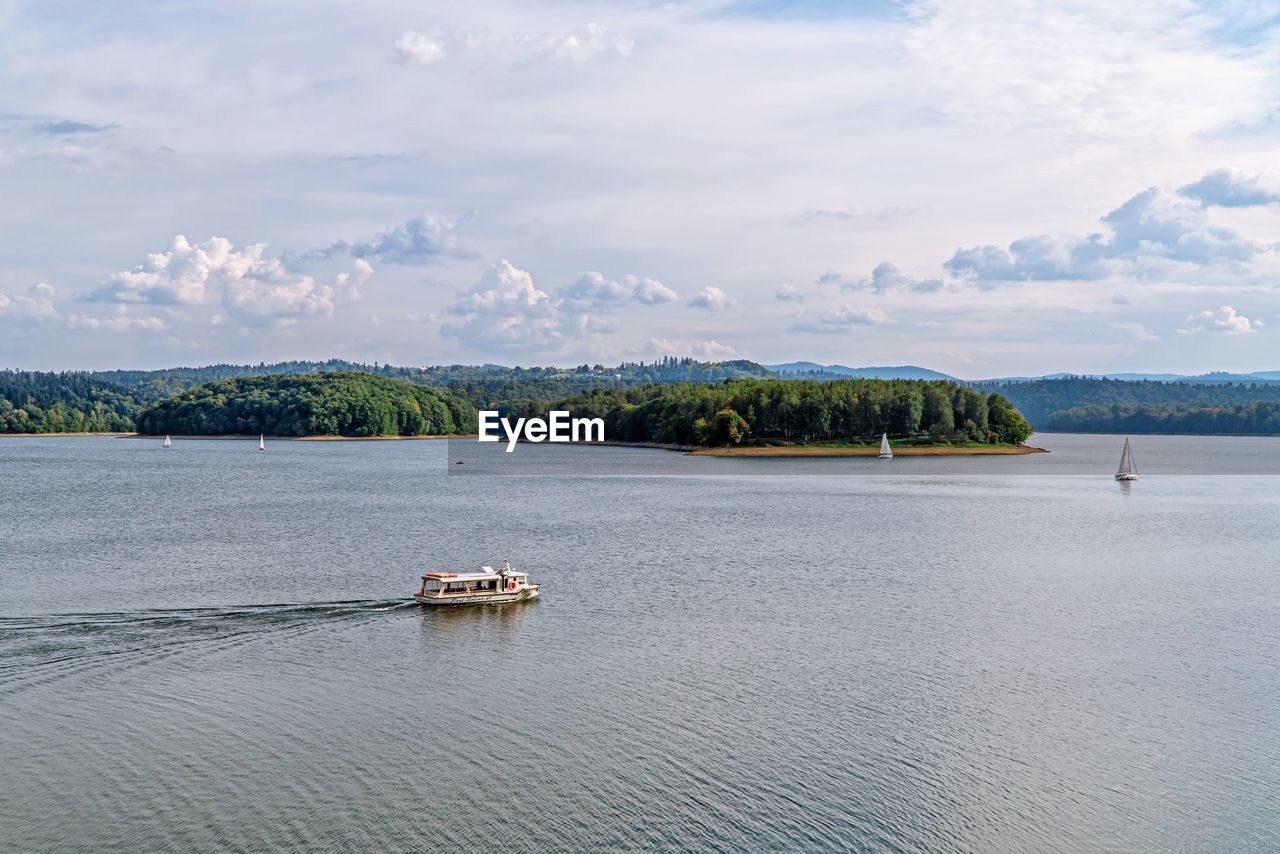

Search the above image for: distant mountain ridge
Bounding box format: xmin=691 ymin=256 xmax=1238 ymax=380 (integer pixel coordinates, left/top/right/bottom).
xmin=982 ymin=370 xmax=1280 ymax=385
xmin=768 ymin=363 xmax=1280 ymax=384
xmin=766 ymin=362 xmax=960 ymax=381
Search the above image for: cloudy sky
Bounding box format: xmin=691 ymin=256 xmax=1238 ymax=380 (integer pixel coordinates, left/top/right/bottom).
xmin=4 ymin=0 xmax=1280 ymax=376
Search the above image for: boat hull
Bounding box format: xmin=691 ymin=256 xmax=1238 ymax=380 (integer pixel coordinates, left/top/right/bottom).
xmin=1115 ymin=474 xmax=1138 ymax=481
xmin=414 ymin=587 xmax=540 ymax=607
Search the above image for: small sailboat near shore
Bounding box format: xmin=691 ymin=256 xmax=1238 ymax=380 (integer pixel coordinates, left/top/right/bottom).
xmin=1115 ymin=437 xmax=1138 ymax=481
xmin=879 ymin=432 xmax=893 ymax=459
xmin=163 ymin=434 xmax=172 ymax=448
xmin=258 ymin=434 xmax=265 ymax=452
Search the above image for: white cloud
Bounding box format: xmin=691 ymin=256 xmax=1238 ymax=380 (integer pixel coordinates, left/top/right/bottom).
xmin=395 ymin=31 xmax=447 ymax=66
xmin=443 ymin=262 xmax=680 ymax=348
xmin=67 ymin=306 xmax=166 ymax=332
xmin=541 ymin=23 xmax=634 ymax=62
xmin=945 ymin=188 xmax=1256 ymax=284
xmin=78 ymin=235 xmax=364 ymax=326
xmin=1110 ymin=321 xmax=1157 ymax=341
xmin=559 ymin=272 xmax=676 ymax=308
xmin=629 ymin=275 xmax=678 ymax=305
xmin=819 ymin=306 xmax=889 ymax=326
xmin=1180 ymin=169 xmax=1280 ymax=207
xmin=865 ymin=262 xmax=944 ymax=294
xmin=907 ymin=0 xmax=1274 ymax=140
xmin=817 ymin=264 xmax=943 ymax=293
xmin=647 ymin=337 xmax=738 ymax=359
xmin=447 ymin=259 xmax=552 ymax=317
xmin=325 ymin=213 xmax=473 ymax=264
xmin=1178 ymin=305 xmax=1262 ymax=336
xmin=334 ymin=258 xmax=374 ymax=301
xmin=688 ymin=286 xmax=732 ymax=311
xmin=1186 ymin=305 xmax=1265 ymax=337
xmin=0 ymin=283 xmax=60 ymax=323
xmin=789 ymin=305 xmax=890 ymax=333
xmin=775 ymin=284 xmax=804 ymax=302
xmin=441 ymin=260 xmax=559 ymax=346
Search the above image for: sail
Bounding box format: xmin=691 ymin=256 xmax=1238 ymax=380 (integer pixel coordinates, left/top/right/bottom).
xmin=1117 ymin=438 xmax=1136 ymax=477
xmin=163 ymin=434 xmax=171 ymax=448
xmin=259 ymin=434 xmax=265 ymax=451
xmin=879 ymin=432 xmax=892 ymax=458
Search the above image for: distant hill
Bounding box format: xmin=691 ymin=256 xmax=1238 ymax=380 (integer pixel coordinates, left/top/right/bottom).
xmin=1100 ymin=371 xmax=1280 ymax=384
xmin=767 ymin=363 xmax=960 ymax=381
xmin=978 ymin=377 xmax=1280 ymax=427
xmin=982 ymin=371 xmax=1280 ymax=385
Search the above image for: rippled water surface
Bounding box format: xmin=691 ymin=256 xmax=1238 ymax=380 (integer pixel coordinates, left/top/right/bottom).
xmin=2 ymin=433 xmax=1280 ymax=852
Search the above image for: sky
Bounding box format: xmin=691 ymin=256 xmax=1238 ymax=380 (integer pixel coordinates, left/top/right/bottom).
xmin=3 ymin=0 xmax=1280 ymax=377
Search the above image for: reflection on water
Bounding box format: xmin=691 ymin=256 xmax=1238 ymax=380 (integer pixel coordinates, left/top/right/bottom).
xmin=2 ymin=433 xmax=1279 ymax=852
xmin=418 ymin=596 xmax=539 ymax=633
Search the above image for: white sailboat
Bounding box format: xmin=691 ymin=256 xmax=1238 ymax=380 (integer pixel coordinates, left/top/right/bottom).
xmin=1115 ymin=437 xmax=1138 ymax=481
xmin=162 ymin=434 xmax=172 ymax=448
xmin=258 ymin=434 xmax=265 ymax=452
xmin=878 ymin=432 xmax=893 ymax=459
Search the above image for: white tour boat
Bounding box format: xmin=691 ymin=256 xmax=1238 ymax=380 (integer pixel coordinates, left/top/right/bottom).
xmin=414 ymin=559 xmax=540 ymax=606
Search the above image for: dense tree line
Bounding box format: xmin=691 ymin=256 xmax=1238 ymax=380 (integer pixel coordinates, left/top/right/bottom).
xmin=1046 ymin=401 xmax=1280 ymax=435
xmin=0 ymin=372 xmax=142 ymax=433
xmin=1 ymin=358 xmax=771 ymax=433
xmin=985 ymin=377 xmax=1280 ymax=426
xmin=15 ymin=360 xmax=1280 ymax=437
xmin=89 ymin=356 xmax=771 ymax=401
xmin=538 ymin=379 xmax=1033 ymax=446
xmin=135 ymin=372 xmax=476 ymax=437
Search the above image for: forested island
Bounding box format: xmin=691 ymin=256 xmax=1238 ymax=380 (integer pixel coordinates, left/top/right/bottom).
xmin=540 ymin=378 xmax=1033 ymax=449
xmin=135 ymin=372 xmax=476 ymax=437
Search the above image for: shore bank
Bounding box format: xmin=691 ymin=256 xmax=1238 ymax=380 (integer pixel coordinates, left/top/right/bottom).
xmin=689 ymin=443 xmax=1047 ymax=457
xmin=122 ymin=433 xmax=475 ymax=441
xmin=0 ymin=432 xmax=134 ymax=437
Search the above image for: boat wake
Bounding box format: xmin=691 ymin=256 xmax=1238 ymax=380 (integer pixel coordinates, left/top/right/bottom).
xmin=0 ymin=599 xmax=415 ymax=695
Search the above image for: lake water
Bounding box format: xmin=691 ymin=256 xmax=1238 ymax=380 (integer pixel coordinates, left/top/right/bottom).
xmin=2 ymin=433 xmax=1279 ymax=852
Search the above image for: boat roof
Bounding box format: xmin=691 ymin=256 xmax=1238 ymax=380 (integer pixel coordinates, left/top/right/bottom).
xmin=423 ymin=564 xmax=527 ymax=581
xmin=424 ymin=569 xmax=499 ymax=581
